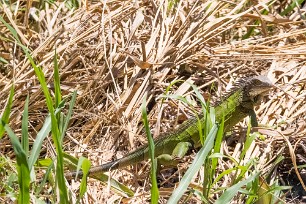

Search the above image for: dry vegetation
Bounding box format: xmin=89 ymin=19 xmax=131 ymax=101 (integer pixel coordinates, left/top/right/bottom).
xmin=1 ymin=0 xmax=306 ymax=203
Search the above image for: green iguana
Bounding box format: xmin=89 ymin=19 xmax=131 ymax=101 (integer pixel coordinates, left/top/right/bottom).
xmin=66 ymin=75 xmax=273 ymax=179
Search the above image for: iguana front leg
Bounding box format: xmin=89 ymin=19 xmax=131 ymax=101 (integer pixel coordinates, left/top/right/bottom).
xmin=156 ymin=142 xmax=192 ymax=168
xmin=249 ymin=109 xmax=258 ymax=127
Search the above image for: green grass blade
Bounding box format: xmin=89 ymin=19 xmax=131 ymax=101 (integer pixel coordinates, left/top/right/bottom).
xmin=28 ymin=115 xmax=51 ymax=169
xmin=61 ymin=91 xmax=77 ymax=141
xmin=75 ymin=156 xmax=90 ymax=180
xmin=0 ymin=56 xmax=8 ymax=63
xmin=53 ymin=49 xmax=61 ymax=107
xmin=235 ymin=160 xmax=254 ymax=183
xmin=215 ymin=172 xmax=260 ymax=204
xmin=240 ymin=132 xmax=257 ymax=161
xmin=168 ymin=124 xmax=218 ymax=204
xmin=64 ymin=153 xmax=134 ymax=197
xmin=35 ymin=160 xmax=54 ymax=196
xmin=28 ymin=100 xmax=66 ymax=168
xmin=0 ymin=16 xmax=22 ymax=47
xmin=162 ymin=79 xmax=184 ymax=102
xmin=212 ymin=116 xmax=224 ymax=168
xmin=208 ymin=115 xmax=225 ymax=195
xmin=280 ymin=0 xmax=305 ymax=16
xmin=4 ymin=124 xmax=30 ymax=204
xmin=211 ymin=166 xmax=239 ymax=188
xmin=21 ymin=95 xmax=29 ymax=155
xmin=91 ymin=174 xmax=135 ymax=197
xmin=0 ymin=85 xmax=14 ymax=139
xmin=190 ymin=83 xmax=209 ymax=145
xmin=141 ymin=95 xmax=159 ymax=203
xmin=78 ymin=158 xmax=91 ymax=202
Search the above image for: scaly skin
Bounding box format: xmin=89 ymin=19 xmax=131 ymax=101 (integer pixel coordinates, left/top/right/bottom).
xmin=66 ymin=75 xmax=273 ymax=179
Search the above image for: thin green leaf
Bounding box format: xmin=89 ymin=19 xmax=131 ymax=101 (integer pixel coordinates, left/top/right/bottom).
xmin=0 ymin=56 xmax=8 ymax=63
xmin=162 ymin=79 xmax=184 ymax=103
xmin=21 ymin=95 xmax=29 ymax=155
xmin=240 ymin=123 xmax=257 ymax=160
xmin=91 ymin=174 xmax=134 ymax=197
xmin=28 ymin=100 xmax=66 ymax=168
xmin=208 ymin=115 xmax=224 ymax=194
xmin=63 ymin=152 xmax=135 ymax=197
xmin=142 ymin=95 xmax=159 ymax=203
xmin=0 ymin=85 xmax=14 ymax=139
xmin=75 ymin=157 xmax=88 ymax=180
xmin=35 ymin=160 xmax=54 ymax=195
xmin=53 ymin=49 xmax=62 ymax=109
xmin=0 ymin=16 xmax=22 ymax=46
xmin=168 ymin=124 xmax=218 ymax=204
xmin=189 ymin=83 xmax=207 ymax=108
xmin=4 ymin=124 xmax=30 ymax=204
xmin=79 ymin=158 xmax=91 ymax=202
xmin=61 ymin=91 xmax=77 ymax=142
xmin=281 ymin=0 xmax=305 ymax=16
xmin=215 ymin=172 xmax=260 ymax=204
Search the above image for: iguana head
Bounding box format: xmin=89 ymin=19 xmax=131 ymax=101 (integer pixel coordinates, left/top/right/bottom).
xmin=241 ymin=75 xmax=274 ymax=107
xmin=247 ymin=75 xmax=274 ymax=97
xmin=214 ymin=75 xmax=273 ymax=107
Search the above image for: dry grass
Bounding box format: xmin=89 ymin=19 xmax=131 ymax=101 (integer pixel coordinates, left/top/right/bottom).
xmin=1 ymin=0 xmax=306 ymax=203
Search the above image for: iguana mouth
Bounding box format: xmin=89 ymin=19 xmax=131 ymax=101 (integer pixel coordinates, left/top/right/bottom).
xmin=249 ymin=86 xmax=273 ymax=97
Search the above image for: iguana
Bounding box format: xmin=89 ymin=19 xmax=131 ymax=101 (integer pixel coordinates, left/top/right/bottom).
xmin=66 ymin=75 xmax=273 ymax=179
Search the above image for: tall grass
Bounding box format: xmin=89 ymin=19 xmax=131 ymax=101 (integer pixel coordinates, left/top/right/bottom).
xmin=0 ymin=16 xmax=79 ymax=203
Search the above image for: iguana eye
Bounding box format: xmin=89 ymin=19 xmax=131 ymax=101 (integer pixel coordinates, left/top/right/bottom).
xmin=253 ymin=95 xmax=260 ymax=102
xmin=253 ymin=79 xmax=261 ymax=86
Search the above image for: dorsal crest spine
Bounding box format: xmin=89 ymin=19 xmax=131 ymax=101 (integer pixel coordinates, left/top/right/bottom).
xmin=214 ymin=76 xmax=250 ymax=106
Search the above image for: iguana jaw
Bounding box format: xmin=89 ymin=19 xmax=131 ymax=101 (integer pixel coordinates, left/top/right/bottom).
xmin=249 ymin=86 xmax=273 ymax=97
